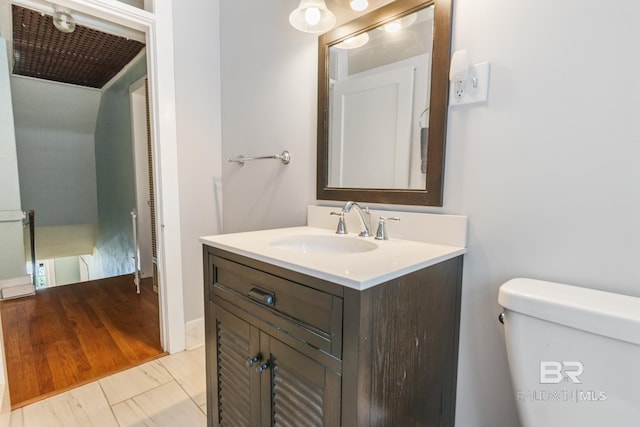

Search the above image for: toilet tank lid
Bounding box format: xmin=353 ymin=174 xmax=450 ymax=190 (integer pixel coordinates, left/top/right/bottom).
xmin=499 ymin=278 xmax=640 ymax=346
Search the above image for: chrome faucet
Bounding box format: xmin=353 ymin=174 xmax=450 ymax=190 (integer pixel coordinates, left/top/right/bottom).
xmin=342 ymin=201 xmax=371 ymax=237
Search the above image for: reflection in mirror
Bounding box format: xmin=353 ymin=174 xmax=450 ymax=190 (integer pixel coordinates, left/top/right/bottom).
xmin=317 ymin=0 xmax=453 ymax=206
xmin=115 ymin=0 xmax=147 ymax=10
xmin=328 ymin=6 xmax=433 ymax=190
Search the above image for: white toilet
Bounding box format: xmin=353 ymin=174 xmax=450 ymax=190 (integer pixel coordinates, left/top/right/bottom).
xmin=498 ymin=278 xmax=640 ymax=427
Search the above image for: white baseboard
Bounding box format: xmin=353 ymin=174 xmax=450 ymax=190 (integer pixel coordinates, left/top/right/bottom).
xmin=0 ymin=277 xmax=35 ymax=300
xmin=1 ymin=283 xmax=35 ymax=300
xmin=185 ymin=317 xmax=204 ymax=350
xmin=0 ymin=275 xmax=31 ymax=288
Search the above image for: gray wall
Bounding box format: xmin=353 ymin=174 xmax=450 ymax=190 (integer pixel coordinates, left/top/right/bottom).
xmin=91 ymin=53 xmax=147 ymax=279
xmin=11 ymin=76 xmax=101 ymax=228
xmin=11 ymin=74 xmax=101 ymax=264
xmin=215 ymin=0 xmax=640 ymax=426
xmin=16 ymin=128 xmax=99 ymax=227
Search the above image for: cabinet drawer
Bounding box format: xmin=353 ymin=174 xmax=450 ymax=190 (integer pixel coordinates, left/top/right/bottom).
xmin=210 ymin=255 xmax=342 ymax=354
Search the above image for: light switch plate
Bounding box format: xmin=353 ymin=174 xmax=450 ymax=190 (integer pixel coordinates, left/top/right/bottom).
xmin=449 ymin=62 xmax=490 ymax=106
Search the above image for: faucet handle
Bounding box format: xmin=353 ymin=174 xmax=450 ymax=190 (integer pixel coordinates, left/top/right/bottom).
xmin=330 ymin=211 xmax=347 ymax=234
xmin=375 ymin=216 xmax=400 ymax=240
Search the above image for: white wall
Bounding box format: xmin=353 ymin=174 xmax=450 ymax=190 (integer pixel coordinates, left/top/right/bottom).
xmin=220 ymin=0 xmax=317 ymax=233
xmin=0 ymin=43 xmax=20 ymax=212
xmin=172 ymin=0 xmax=223 ymax=323
xmin=448 ymin=1 xmax=640 ymax=425
xmin=0 ymin=37 xmax=26 ymax=280
xmin=215 ymin=0 xmax=640 ymax=426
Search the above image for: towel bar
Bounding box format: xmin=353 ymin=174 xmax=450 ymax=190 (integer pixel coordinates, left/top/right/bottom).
xmin=228 ymin=150 xmax=290 ymax=166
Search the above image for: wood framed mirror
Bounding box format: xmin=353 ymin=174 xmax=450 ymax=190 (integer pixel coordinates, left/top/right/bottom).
xmin=317 ymin=0 xmax=452 ymax=206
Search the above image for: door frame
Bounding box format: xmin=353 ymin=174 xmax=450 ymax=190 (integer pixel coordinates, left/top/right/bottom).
xmin=53 ymin=0 xmax=185 ymax=353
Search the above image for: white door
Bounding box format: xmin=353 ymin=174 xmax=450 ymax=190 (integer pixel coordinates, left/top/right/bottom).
xmin=329 ymin=66 xmax=415 ymax=189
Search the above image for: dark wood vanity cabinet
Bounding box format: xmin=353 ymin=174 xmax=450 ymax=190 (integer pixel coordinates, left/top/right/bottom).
xmin=204 ymin=245 xmax=463 ymax=427
xmin=208 ymin=305 xmax=341 ymax=426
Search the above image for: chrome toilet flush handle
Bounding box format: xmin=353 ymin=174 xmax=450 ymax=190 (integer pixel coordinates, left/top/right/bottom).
xmin=375 ymin=216 xmax=400 ymax=240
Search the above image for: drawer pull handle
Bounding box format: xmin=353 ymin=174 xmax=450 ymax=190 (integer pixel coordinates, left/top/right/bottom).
xmin=248 ymin=287 xmax=275 ymax=306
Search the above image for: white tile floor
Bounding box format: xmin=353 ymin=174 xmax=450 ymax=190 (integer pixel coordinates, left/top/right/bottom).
xmin=8 ymin=346 xmax=207 ymax=427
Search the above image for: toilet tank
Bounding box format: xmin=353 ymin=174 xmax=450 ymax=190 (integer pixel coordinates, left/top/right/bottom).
xmin=498 ymin=278 xmax=640 ymax=427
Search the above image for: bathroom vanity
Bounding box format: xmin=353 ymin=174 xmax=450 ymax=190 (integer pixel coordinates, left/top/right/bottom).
xmin=202 ymin=208 xmax=467 ymax=426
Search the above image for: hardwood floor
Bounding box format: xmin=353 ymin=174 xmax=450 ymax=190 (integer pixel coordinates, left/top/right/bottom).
xmin=0 ymin=274 xmax=165 ymax=409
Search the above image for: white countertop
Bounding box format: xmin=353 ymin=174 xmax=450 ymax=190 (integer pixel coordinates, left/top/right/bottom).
xmin=200 ymin=226 xmax=466 ymax=290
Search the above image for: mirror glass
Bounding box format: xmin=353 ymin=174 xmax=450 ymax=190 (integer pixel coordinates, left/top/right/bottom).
xmin=328 ymin=6 xmax=433 ymax=190
xmin=317 ymin=0 xmax=452 ymax=206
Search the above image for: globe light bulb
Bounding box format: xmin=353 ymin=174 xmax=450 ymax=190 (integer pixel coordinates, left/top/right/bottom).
xmin=384 ymin=21 xmax=402 ymax=32
xmin=350 ymin=0 xmax=368 ymax=11
xmin=334 ymin=32 xmax=370 ymax=50
xmin=305 ymin=7 xmax=321 ymax=25
xmin=289 ymin=0 xmax=336 ymax=34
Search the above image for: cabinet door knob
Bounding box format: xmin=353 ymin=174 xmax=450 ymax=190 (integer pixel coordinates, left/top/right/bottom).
xmin=247 ymin=353 xmax=262 ymax=368
xmin=256 ymin=360 xmax=271 ymax=374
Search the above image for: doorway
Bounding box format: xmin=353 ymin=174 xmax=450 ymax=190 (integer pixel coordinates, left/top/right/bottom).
xmin=0 ymin=1 xmax=166 ymax=406
xmin=8 ymin=2 xmax=149 ymax=291
xmin=0 ymin=0 xmax=185 ymax=353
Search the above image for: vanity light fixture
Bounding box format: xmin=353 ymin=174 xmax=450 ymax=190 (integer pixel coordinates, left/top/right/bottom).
xmin=289 ymin=0 xmax=336 ymax=34
xmin=52 ymin=5 xmax=76 ymax=33
xmin=333 ymin=32 xmax=369 ymax=49
xmin=449 ymin=49 xmax=491 ymax=105
xmin=350 ymin=0 xmax=369 ymax=11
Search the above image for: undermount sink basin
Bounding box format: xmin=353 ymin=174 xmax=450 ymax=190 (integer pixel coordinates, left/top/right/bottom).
xmin=269 ymin=235 xmax=378 ymax=254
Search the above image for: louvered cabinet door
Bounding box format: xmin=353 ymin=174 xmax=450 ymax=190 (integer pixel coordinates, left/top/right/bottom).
xmin=259 ymin=332 xmax=341 ymax=427
xmin=211 ymin=306 xmax=261 ymax=427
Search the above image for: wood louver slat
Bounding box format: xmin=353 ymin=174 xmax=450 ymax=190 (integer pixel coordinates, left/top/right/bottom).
xmin=217 ymin=319 xmax=252 ymax=427
xmin=12 ymin=5 xmax=145 ymax=88
xmin=272 ymin=363 xmax=324 ymax=426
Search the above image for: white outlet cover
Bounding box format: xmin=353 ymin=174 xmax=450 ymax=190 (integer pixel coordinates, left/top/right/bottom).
xmin=449 ymin=62 xmax=490 ymax=106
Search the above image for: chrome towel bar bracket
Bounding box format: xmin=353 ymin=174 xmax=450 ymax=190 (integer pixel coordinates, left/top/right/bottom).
xmin=228 ymin=150 xmax=291 ymax=166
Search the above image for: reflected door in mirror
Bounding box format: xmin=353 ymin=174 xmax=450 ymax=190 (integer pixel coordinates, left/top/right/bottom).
xmin=329 ymin=58 xmax=430 ymax=189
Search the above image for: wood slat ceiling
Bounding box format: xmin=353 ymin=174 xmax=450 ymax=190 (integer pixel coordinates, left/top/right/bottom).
xmin=12 ymin=5 xmax=145 ymax=88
